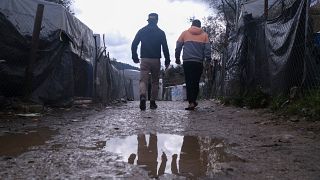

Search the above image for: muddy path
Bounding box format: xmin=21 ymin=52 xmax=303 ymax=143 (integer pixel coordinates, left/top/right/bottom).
xmin=0 ymin=100 xmax=319 ymax=179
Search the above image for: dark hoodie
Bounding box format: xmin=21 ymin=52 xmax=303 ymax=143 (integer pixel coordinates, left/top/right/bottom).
xmin=131 ymin=23 xmax=170 ymax=61
xmin=175 ymin=26 xmax=211 ymax=63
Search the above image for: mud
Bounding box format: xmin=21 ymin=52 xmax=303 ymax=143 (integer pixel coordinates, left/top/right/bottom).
xmin=0 ymin=100 xmax=319 ymax=179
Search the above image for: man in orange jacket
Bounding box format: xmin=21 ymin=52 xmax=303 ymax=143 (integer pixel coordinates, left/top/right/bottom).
xmin=175 ymin=19 xmax=211 ymax=110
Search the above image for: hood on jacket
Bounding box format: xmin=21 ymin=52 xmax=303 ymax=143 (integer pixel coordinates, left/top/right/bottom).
xmin=188 ymin=26 xmax=203 ymax=35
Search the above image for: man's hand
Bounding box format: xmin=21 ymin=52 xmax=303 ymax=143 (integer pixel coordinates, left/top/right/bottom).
xmin=132 ymin=53 xmax=140 ymax=63
xmin=175 ymin=58 xmax=181 ymax=65
xmin=203 ymin=61 xmax=210 ymax=71
xmin=133 ymin=58 xmax=140 ymax=63
xmin=165 ymin=59 xmax=170 ymax=69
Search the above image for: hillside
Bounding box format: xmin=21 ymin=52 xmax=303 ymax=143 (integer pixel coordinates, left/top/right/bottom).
xmin=110 ymin=60 xmax=140 ymax=71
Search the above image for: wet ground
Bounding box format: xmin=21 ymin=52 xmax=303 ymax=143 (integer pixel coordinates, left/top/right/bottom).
xmin=0 ymin=100 xmax=320 ymax=179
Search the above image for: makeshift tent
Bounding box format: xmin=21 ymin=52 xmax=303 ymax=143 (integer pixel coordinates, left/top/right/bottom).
xmin=0 ymin=0 xmax=95 ymax=106
xmin=0 ymin=0 xmax=133 ymax=106
xmin=95 ymin=53 xmax=134 ymax=104
xmin=224 ymin=0 xmax=320 ymax=96
xmin=123 ymin=69 xmax=140 ymax=100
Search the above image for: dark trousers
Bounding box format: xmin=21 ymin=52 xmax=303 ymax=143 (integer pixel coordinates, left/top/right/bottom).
xmin=183 ymin=61 xmax=203 ymax=103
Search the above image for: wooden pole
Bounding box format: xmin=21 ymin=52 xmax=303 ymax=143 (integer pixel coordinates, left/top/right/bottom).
xmin=25 ymin=4 xmax=44 ymax=100
xmin=265 ymin=0 xmax=268 ymax=19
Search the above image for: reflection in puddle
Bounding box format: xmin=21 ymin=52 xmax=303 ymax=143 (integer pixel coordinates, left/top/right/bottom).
xmin=0 ymin=127 xmax=56 ymax=157
xmin=78 ymin=141 xmax=106 ymax=150
xmin=105 ymin=134 xmax=244 ymax=179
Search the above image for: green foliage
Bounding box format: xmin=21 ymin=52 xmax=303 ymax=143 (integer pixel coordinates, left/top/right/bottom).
xmin=220 ymin=87 xmax=320 ymax=121
xmin=219 ymin=88 xmax=269 ymax=109
xmin=285 ymin=89 xmax=320 ymax=121
xmin=162 ymin=65 xmax=185 ymax=87
xmin=243 ymin=89 xmax=269 ymax=109
xmin=110 ymin=60 xmax=140 ymax=71
xmin=269 ymin=95 xmax=288 ymax=112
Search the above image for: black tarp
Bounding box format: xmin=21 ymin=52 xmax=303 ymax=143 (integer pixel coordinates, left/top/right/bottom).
xmin=225 ymin=0 xmax=320 ymax=96
xmin=94 ymin=51 xmax=134 ymax=104
xmin=0 ymin=11 xmax=134 ymax=106
xmin=0 ymin=12 xmax=93 ymax=106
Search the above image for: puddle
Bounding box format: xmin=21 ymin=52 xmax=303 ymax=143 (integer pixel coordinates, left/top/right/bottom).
xmin=104 ymin=134 xmax=244 ymax=178
xmin=79 ymin=141 xmax=106 ymax=150
xmin=0 ymin=127 xmax=56 ymax=157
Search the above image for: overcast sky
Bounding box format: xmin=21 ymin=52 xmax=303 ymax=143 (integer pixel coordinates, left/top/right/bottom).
xmin=72 ymin=0 xmax=212 ymax=67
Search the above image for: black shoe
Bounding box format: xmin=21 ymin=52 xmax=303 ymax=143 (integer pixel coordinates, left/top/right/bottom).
xmin=150 ymin=100 xmax=157 ymax=109
xmin=140 ymin=96 xmax=146 ymax=111
xmin=185 ymin=102 xmax=195 ymax=110
xmin=185 ymin=106 xmax=195 ymax=110
xmin=194 ymin=102 xmax=198 ymax=107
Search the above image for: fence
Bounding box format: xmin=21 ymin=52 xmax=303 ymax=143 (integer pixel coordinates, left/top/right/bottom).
xmin=210 ymin=0 xmax=320 ymax=99
xmin=0 ymin=1 xmax=133 ymax=108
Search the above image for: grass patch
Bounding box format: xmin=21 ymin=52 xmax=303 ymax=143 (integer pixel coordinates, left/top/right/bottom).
xmin=219 ymin=88 xmax=320 ymax=121
xmin=285 ymin=89 xmax=320 ymax=121
xmin=219 ymin=88 xmax=269 ymax=109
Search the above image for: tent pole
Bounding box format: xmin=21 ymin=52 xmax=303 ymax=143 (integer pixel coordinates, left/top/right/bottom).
xmin=264 ymin=0 xmax=268 ymax=19
xmin=25 ymin=4 xmax=44 ymax=100
xmin=302 ymin=0 xmax=310 ymax=87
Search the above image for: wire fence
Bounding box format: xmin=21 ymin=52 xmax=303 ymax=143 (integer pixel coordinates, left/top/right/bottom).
xmin=0 ymin=3 xmax=133 ymax=108
xmin=209 ymin=0 xmax=320 ymax=100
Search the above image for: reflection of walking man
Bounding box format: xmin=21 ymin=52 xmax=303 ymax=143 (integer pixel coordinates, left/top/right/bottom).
xmin=131 ymin=13 xmax=171 ymax=111
xmin=137 ymin=134 xmax=158 ymax=176
xmin=171 ymin=136 xmax=206 ymax=178
xmin=128 ymin=134 xmax=167 ymax=178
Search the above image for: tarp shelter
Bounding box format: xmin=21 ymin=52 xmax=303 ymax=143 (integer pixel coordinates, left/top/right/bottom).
xmin=310 ymin=0 xmax=320 ymax=32
xmin=0 ymin=0 xmax=95 ymax=106
xmin=224 ymin=0 xmax=320 ymax=96
xmin=123 ymin=69 xmax=140 ymax=100
xmin=94 ymin=53 xmax=134 ymax=104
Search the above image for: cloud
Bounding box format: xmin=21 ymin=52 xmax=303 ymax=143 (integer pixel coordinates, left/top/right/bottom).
xmin=167 ymin=0 xmax=206 ymax=3
xmin=73 ymin=0 xmax=211 ymax=67
xmin=105 ymin=31 xmax=129 ymax=47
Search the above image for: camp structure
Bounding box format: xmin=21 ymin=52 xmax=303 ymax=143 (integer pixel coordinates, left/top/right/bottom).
xmin=220 ymin=0 xmax=320 ymax=97
xmin=0 ymin=0 xmax=133 ymax=106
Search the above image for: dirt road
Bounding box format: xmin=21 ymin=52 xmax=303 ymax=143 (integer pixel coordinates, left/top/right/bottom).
xmin=0 ymin=100 xmax=319 ymax=179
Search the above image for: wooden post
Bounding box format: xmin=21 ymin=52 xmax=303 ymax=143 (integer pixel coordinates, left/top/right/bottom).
xmin=103 ymin=34 xmax=107 ymax=56
xmin=265 ymin=0 xmax=268 ymax=19
xmin=25 ymin=4 xmax=44 ymax=100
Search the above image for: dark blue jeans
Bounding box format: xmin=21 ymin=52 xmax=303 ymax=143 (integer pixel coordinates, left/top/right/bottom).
xmin=183 ymin=61 xmax=203 ymax=104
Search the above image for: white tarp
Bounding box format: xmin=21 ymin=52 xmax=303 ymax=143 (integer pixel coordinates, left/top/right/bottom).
xmin=311 ymin=0 xmax=320 ymax=32
xmin=0 ymin=0 xmax=95 ymax=63
xmin=170 ymin=84 xmax=186 ymax=101
xmin=123 ymin=69 xmax=140 ymax=100
xmin=311 ymin=0 xmax=320 ymax=8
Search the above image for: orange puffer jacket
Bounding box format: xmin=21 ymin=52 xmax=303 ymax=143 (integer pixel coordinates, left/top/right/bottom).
xmin=175 ymin=26 xmax=211 ymax=63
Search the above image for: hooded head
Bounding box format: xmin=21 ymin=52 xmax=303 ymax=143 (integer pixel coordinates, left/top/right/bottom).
xmin=188 ymin=19 xmax=203 ymax=35
xmin=191 ymin=19 xmax=201 ymax=28
xmin=147 ymin=13 xmax=158 ymax=25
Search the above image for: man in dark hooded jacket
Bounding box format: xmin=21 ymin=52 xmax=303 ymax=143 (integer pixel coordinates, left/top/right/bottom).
xmin=131 ymin=13 xmax=170 ymax=110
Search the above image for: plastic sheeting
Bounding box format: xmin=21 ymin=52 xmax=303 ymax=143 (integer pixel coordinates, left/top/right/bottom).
xmin=0 ymin=0 xmax=133 ymax=106
xmin=311 ymin=0 xmax=320 ymax=8
xmin=225 ymin=0 xmax=320 ymax=96
xmin=0 ymin=0 xmax=95 ymax=63
xmin=241 ymin=0 xmax=278 ymax=19
xmin=95 ymin=53 xmax=134 ymax=104
xmin=0 ymin=11 xmax=85 ymax=106
xmin=123 ymin=69 xmax=140 ymax=100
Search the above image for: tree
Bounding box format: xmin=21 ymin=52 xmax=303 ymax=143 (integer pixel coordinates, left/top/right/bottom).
xmin=206 ymin=0 xmax=243 ymax=31
xmin=202 ymin=0 xmax=244 ymax=59
xmin=44 ymin=0 xmax=74 ymax=14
